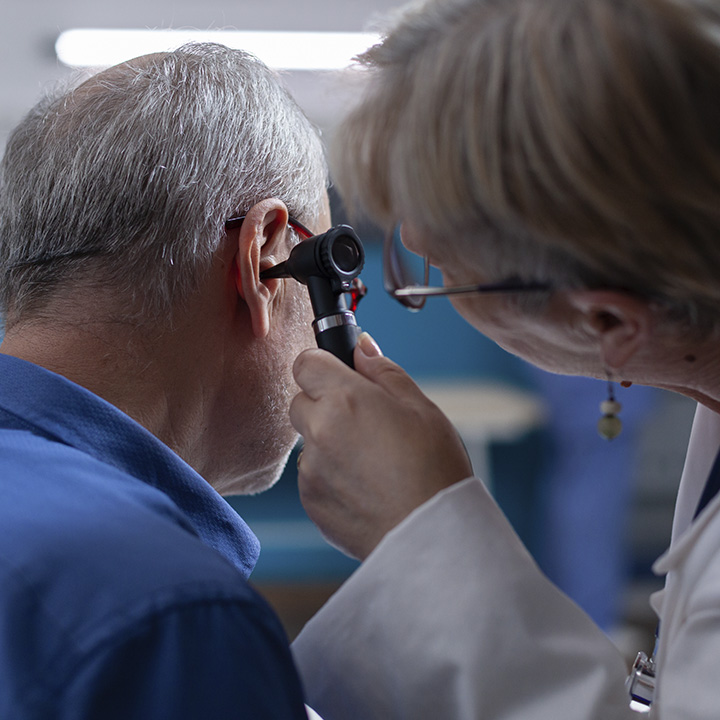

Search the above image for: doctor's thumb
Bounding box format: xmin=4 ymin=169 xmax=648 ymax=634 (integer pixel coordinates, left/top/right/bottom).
xmin=353 ymin=333 xmax=419 ymax=399
xmin=357 ymin=332 xmax=383 ymax=359
xmin=352 ymin=332 xmax=385 ymax=379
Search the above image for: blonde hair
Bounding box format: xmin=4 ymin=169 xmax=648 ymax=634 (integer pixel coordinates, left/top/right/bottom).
xmin=334 ymin=0 xmax=720 ymax=326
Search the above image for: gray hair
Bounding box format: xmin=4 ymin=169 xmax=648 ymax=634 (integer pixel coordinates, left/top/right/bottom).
xmin=0 ymin=43 xmax=328 ymax=325
xmin=334 ymin=0 xmax=720 ymax=329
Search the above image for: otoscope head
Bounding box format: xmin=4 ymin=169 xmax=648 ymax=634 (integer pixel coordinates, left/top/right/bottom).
xmin=288 ymin=225 xmax=364 ymax=285
xmin=324 ymin=231 xmax=363 ymax=278
xmin=259 ymin=223 xmax=367 ymax=367
xmin=260 ymin=225 xmax=365 ymax=286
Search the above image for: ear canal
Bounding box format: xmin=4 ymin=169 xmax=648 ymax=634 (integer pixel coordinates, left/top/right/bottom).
xmin=594 ymin=310 xmax=623 ymax=331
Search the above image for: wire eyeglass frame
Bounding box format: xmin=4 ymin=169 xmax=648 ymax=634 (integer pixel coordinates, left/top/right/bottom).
xmin=383 ymin=227 xmax=552 ymax=311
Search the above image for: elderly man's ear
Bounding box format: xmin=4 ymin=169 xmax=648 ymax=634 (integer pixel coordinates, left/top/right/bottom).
xmin=233 ymin=199 xmax=290 ymax=339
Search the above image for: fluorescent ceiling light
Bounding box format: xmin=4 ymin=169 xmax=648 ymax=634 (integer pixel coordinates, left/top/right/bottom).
xmin=56 ymin=28 xmax=381 ymax=71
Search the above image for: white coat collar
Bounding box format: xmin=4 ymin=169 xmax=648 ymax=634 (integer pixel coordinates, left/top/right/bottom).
xmin=654 ymin=403 xmax=720 ymax=574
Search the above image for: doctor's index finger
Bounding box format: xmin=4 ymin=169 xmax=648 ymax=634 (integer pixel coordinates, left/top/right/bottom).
xmin=293 ymin=346 xmax=428 ymax=412
xmin=292 ymin=348 xmax=357 ymax=400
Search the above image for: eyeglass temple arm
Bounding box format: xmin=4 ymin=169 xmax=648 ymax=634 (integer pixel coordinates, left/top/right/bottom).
xmin=393 ymin=280 xmax=551 ymax=298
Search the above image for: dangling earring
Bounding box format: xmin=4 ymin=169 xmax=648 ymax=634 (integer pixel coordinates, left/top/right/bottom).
xmin=598 ymin=375 xmax=622 ymax=440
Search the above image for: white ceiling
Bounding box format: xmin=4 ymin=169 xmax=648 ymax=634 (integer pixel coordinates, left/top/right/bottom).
xmin=0 ymin=0 xmax=406 ymax=153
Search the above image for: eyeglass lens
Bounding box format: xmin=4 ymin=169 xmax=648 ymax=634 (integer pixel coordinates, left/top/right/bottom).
xmin=384 ymin=225 xmax=429 ymax=310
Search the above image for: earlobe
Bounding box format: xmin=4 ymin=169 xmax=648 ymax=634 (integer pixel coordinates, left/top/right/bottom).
xmin=233 ymin=200 xmax=289 ymax=339
xmin=567 ymin=290 xmax=653 ymax=371
xmin=234 ymin=257 xmax=271 ymax=338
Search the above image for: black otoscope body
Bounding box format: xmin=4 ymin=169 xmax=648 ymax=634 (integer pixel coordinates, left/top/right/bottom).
xmin=260 ymin=225 xmax=366 ymax=368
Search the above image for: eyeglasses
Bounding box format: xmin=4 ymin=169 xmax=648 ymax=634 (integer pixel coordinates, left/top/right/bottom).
xmin=384 ymin=225 xmax=552 ymax=311
xmin=225 ymin=215 xmax=314 ymax=241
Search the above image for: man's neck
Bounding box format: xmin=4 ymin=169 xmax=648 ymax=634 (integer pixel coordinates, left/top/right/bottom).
xmin=0 ymin=306 xmax=223 ymax=469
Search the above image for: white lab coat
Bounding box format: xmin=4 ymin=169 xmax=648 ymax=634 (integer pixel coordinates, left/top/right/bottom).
xmin=292 ymin=403 xmax=720 ymax=719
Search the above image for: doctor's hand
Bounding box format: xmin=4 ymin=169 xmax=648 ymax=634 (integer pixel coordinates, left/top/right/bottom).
xmin=290 ymin=333 xmax=473 ymax=560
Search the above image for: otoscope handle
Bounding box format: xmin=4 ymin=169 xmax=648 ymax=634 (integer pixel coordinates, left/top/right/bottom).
xmin=312 ymin=312 xmax=362 ymax=368
xmin=259 ymin=226 xmax=366 ymax=368
xmin=306 ymin=275 xmax=361 ymax=368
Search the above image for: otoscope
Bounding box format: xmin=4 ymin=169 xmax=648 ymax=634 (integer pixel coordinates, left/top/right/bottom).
xmin=260 ymin=225 xmax=366 ymax=368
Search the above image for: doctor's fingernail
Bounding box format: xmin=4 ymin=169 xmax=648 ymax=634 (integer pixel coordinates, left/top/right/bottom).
xmin=358 ymin=332 xmax=383 ymax=358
